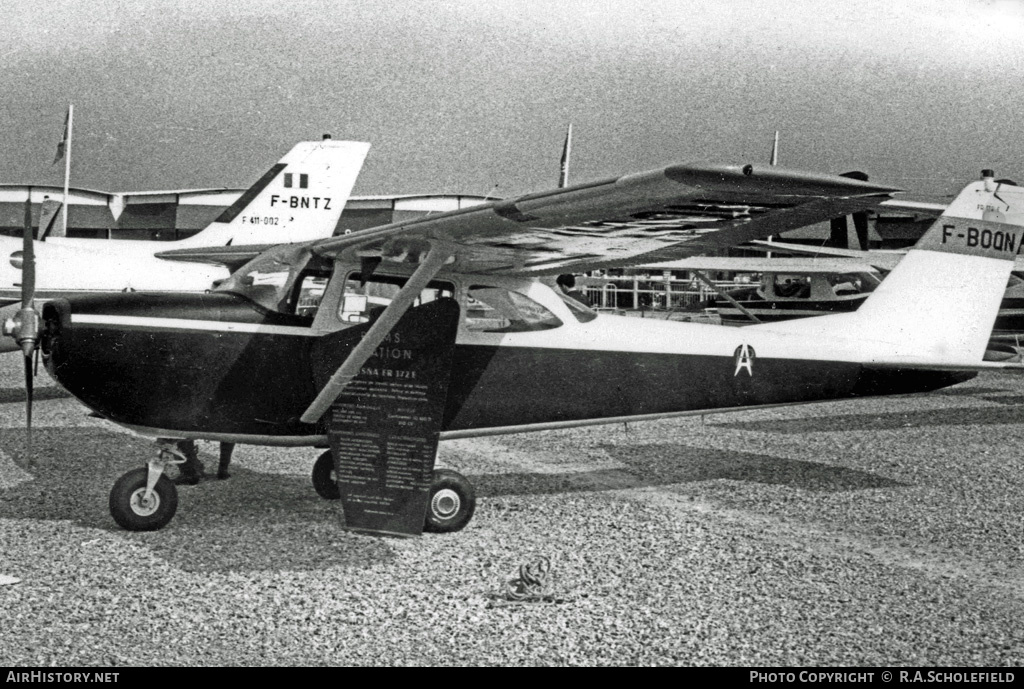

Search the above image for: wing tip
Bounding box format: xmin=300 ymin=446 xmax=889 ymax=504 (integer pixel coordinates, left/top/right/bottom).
xmin=664 ymin=163 xmax=901 ymax=196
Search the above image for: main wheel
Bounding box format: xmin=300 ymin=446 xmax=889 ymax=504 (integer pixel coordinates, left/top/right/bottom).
xmin=423 ymin=469 xmax=476 ymax=533
xmin=311 ymin=451 xmax=340 ymax=500
xmin=109 ymin=467 xmax=179 ymax=531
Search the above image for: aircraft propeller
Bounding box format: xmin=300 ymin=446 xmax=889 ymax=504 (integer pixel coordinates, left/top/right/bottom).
xmin=2 ymin=198 xmax=43 ymax=467
xmin=828 ymin=172 xmax=872 ymax=251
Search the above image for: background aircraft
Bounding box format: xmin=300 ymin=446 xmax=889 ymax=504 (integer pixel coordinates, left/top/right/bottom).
xmin=0 ymin=138 xmax=370 ymax=351
xmin=0 ymin=138 xmax=369 ymax=301
xmin=634 ymin=256 xmax=882 ymax=323
xmin=730 ymin=175 xmax=1024 ymax=345
xmin=12 ymin=162 xmax=1018 ymax=539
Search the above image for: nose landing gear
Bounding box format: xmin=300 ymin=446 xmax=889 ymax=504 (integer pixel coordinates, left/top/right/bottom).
xmin=109 ymin=442 xmax=184 ymax=531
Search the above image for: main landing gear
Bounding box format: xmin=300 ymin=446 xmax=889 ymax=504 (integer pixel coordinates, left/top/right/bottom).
xmin=109 ymin=442 xmax=184 ymax=532
xmin=311 ymin=451 xmax=476 ymax=533
xmin=107 ymin=446 xmax=477 ymax=534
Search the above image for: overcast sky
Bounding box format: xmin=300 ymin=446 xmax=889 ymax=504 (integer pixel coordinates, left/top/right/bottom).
xmin=3 ymin=0 xmax=1024 ymax=199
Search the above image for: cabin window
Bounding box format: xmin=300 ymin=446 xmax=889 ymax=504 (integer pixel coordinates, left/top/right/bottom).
xmin=337 ymin=272 xmax=454 ymax=324
xmin=773 ymin=275 xmax=811 ymax=299
xmin=465 ymin=285 xmax=563 ymax=332
xmin=825 ymin=272 xmax=879 ymax=296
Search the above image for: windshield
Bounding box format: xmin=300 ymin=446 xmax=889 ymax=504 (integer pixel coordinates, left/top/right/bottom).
xmin=214 ymin=244 xmax=313 ymax=313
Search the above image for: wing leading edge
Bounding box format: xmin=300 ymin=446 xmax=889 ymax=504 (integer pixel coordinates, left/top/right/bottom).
xmin=311 ymin=163 xmax=900 ymax=276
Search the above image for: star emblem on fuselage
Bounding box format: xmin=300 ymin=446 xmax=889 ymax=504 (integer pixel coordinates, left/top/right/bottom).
xmin=734 ymin=344 xmax=755 ymax=377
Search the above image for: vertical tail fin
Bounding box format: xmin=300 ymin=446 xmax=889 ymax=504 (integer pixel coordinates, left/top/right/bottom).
xmin=765 ymin=172 xmax=1024 ymax=366
xmin=176 ymin=139 xmax=370 ymax=248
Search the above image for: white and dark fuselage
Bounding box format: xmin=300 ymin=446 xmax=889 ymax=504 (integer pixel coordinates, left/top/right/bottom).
xmin=42 ymin=176 xmax=1024 ymax=447
xmin=40 ymin=260 xmax=970 ymax=447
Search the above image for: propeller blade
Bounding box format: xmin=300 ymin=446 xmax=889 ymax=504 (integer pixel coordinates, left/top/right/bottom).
xmin=837 ymin=172 xmax=871 ymax=251
xmin=21 ymin=197 xmax=35 ymax=309
xmin=16 ymin=190 xmax=38 ymax=468
xmin=828 ymin=216 xmax=849 ymax=249
xmin=852 ymin=210 xmax=870 ymax=251
xmin=23 ymin=350 xmax=33 ymax=468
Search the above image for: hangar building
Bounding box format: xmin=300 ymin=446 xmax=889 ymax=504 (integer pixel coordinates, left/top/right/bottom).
xmin=0 ymin=185 xmax=489 ymax=240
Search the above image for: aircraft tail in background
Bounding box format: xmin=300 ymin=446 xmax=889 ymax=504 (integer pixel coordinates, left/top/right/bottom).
xmin=176 ymin=138 xmax=370 ymax=248
xmin=762 ymin=171 xmax=1024 ymax=367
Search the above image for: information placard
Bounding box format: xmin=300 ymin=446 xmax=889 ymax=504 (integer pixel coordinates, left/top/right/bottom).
xmin=322 ymin=298 xmax=460 ymax=536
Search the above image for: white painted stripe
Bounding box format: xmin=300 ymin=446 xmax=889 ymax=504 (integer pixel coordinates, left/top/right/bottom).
xmin=71 ymin=314 xmax=318 ymax=337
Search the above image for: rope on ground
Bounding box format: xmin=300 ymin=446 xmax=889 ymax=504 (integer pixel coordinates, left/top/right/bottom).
xmin=504 ymin=555 xmax=558 ymax=603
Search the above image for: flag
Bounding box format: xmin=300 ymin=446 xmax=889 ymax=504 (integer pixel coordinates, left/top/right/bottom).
xmin=53 ymin=108 xmax=70 ymax=165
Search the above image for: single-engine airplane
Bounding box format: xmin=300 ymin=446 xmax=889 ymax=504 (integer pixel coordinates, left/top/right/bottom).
xmin=0 ymin=138 xmax=370 ymax=352
xmin=7 ymin=162 xmax=1020 ymax=537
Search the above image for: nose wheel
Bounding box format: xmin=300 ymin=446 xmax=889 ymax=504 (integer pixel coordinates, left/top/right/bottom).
xmin=109 ymin=467 xmax=179 ymax=531
xmin=311 ymin=452 xmax=476 ymax=533
xmin=109 ymin=443 xmax=183 ymax=531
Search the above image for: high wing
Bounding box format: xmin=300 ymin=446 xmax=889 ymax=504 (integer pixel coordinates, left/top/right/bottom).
xmin=310 ymin=163 xmax=899 ymax=275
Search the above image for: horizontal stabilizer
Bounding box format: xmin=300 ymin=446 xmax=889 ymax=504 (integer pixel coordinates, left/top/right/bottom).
xmin=154 ymin=244 xmax=277 ymax=271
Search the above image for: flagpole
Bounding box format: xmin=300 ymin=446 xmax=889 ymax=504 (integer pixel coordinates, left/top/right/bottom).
xmin=61 ymin=104 xmax=73 ymax=237
xmin=558 ymin=123 xmax=572 ymax=188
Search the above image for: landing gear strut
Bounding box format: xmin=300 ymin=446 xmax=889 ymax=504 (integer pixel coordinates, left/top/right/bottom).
xmin=310 ymin=451 xmax=476 ymax=533
xmin=109 ymin=442 xmax=183 ymax=531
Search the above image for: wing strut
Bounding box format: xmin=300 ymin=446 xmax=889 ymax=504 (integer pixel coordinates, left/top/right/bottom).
xmin=692 ymin=270 xmax=761 ymax=324
xmin=300 ymin=245 xmax=454 ymax=424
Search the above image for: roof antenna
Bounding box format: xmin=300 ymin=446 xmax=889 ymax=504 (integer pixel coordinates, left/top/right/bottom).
xmin=322 ymin=133 xmax=332 ymax=140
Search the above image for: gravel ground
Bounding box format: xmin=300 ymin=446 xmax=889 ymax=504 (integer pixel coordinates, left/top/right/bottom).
xmin=1 ymin=356 xmax=1023 ymax=666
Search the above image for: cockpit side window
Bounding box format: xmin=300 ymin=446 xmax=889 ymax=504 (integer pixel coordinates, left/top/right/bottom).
xmin=466 ymin=285 xmax=563 ymax=332
xmin=337 ymin=272 xmax=455 ymax=324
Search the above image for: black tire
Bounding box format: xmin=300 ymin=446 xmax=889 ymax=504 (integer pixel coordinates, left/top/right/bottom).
xmin=312 ymin=450 xmax=340 ymax=500
xmin=423 ymin=469 xmax=476 ymax=533
xmin=109 ymin=467 xmax=179 ymax=532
